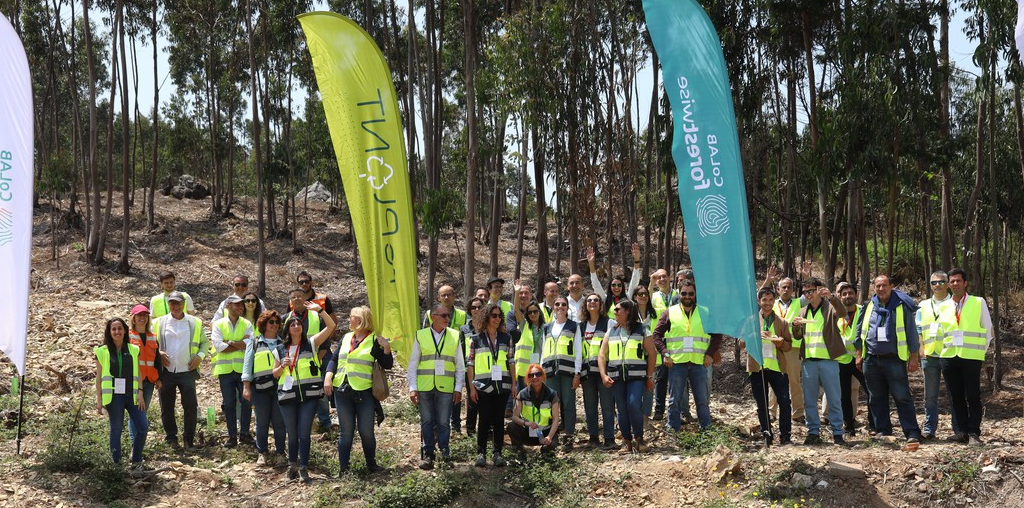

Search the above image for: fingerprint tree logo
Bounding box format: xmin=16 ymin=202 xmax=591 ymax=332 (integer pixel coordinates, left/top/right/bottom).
xmin=0 ymin=207 xmax=12 ymax=246
xmin=695 ymin=194 xmax=730 ymax=237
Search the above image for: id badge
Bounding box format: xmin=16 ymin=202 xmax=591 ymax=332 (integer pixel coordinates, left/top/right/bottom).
xmin=951 ymin=330 xmax=965 ymax=347
xmin=877 ymin=327 xmax=888 ymax=342
xmin=435 ymin=362 xmax=445 ymax=376
xmin=114 ymin=378 xmax=126 ymax=395
xmin=929 ymin=323 xmax=939 ymax=337
xmin=490 ymin=364 xmax=502 ymax=381
xmin=529 ymin=426 xmax=543 ymax=438
xmin=683 ymin=337 xmax=694 ymax=350
xmin=282 ymin=375 xmax=294 ymax=390
xmin=761 ymin=342 xmax=774 ymax=360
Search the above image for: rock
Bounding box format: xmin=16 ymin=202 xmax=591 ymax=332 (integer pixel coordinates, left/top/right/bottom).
xmin=918 ymin=483 xmax=929 ymax=493
xmin=981 ymin=465 xmax=999 ymax=473
xmin=209 ymin=480 xmax=217 ymax=489
xmin=295 ymin=181 xmax=333 ymax=203
xmin=829 ymin=461 xmax=867 ymax=479
xmin=816 ymin=480 xmax=829 ymax=490
xmin=705 ymin=445 xmax=742 ymax=480
xmin=169 ymin=175 xmax=210 ymax=200
xmin=75 ymin=300 xmax=114 ymax=310
xmin=792 ymin=472 xmax=814 ymax=489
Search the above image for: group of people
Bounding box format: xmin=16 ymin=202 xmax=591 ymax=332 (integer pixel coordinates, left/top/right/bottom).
xmin=95 ymin=270 xmax=392 ymax=482
xmin=94 ymin=252 xmax=994 ymax=481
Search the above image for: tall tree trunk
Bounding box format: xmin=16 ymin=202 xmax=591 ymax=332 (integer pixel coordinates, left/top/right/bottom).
xmin=147 ymin=0 xmax=159 ymax=229
xmin=986 ymin=35 xmax=1001 ymax=390
xmin=514 ymin=119 xmax=527 ymax=280
xmin=963 ymin=91 xmax=985 ymax=284
xmin=533 ymin=123 xmax=549 ymax=284
xmin=245 ymin=0 xmax=266 ymax=296
xmin=938 ymin=0 xmax=954 ymax=269
xmin=116 ymin=0 xmax=131 ymax=273
xmin=802 ymin=9 xmax=828 ymax=283
xmin=462 ymin=0 xmax=477 ymax=300
xmin=83 ymin=0 xmax=101 ymax=260
xmin=96 ymin=10 xmax=121 ymax=265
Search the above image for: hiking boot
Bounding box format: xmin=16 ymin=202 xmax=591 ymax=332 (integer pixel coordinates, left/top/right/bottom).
xmin=256 ymin=453 xmax=267 ymax=466
xmin=240 ymin=434 xmax=255 ymax=445
xmin=419 ymin=457 xmax=434 ymax=470
xmin=603 ymin=438 xmax=618 ymax=450
xmin=652 ymin=411 xmax=665 ymax=421
xmin=968 ymin=434 xmax=984 ymax=446
xmin=475 ymin=454 xmax=487 ymax=467
xmin=367 ymin=462 xmax=386 ymax=473
xmin=492 ymin=453 xmax=506 ymax=467
xmin=588 ymin=435 xmax=601 ymax=447
xmin=287 ymin=462 xmax=298 ymax=480
xmin=224 ymin=436 xmax=238 ymax=448
xmin=619 ymin=440 xmax=633 ymax=454
xmin=947 ymin=432 xmax=969 ymax=444
xmin=833 ymin=434 xmax=847 ymax=446
xmin=299 ymin=467 xmax=311 ymax=484
xmin=634 ymin=437 xmax=651 ymax=453
xmin=562 ymin=439 xmax=574 ymax=452
xmin=780 ymin=435 xmax=793 ymax=446
xmin=803 ymin=434 xmax=821 ymax=446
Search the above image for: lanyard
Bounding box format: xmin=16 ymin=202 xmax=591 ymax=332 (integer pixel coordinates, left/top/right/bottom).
xmin=432 ymin=329 xmax=447 ymax=356
xmin=682 ymin=306 xmax=694 ymax=334
xmin=350 ymin=333 xmax=368 ymax=353
xmin=761 ymin=313 xmax=774 ymax=332
xmin=930 ymin=300 xmax=941 ymax=322
xmin=486 ymin=333 xmax=501 ymax=366
xmin=954 ymin=295 xmax=966 ymax=324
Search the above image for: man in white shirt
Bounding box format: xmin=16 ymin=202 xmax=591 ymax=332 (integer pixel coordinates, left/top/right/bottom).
xmin=408 ymin=303 xmax=466 ymax=469
xmin=566 ymin=274 xmax=586 ymax=323
xmin=155 ymin=292 xmax=208 ymax=450
xmin=211 ymin=295 xmax=254 ymax=447
xmin=213 ymin=275 xmax=266 ymax=322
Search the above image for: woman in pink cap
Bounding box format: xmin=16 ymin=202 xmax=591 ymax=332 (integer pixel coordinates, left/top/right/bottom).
xmin=128 ymin=304 xmax=160 ymax=448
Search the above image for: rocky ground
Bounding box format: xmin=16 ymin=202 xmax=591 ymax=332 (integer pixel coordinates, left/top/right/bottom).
xmin=0 ymin=192 xmax=1021 ymax=507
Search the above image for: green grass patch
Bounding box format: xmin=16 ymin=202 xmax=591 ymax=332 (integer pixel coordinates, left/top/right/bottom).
xmin=0 ymin=391 xmax=41 ymax=440
xmin=367 ymin=469 xmax=472 ymax=508
xmin=933 ymin=453 xmax=980 ymax=498
xmin=502 ymin=452 xmax=589 ymax=507
xmin=749 ymin=458 xmax=817 ymax=506
xmin=383 ymin=397 xmax=420 ymax=424
xmin=672 ymin=424 xmax=744 ymax=456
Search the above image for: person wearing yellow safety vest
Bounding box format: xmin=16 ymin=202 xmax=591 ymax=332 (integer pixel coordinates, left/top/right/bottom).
xmin=211 ymin=294 xmax=255 ymax=448
xmin=422 ymin=284 xmax=468 ymax=329
xmin=456 ymin=297 xmax=486 ymax=436
xmin=154 ymin=291 xmax=208 ymax=451
xmin=648 ymin=268 xmax=677 ymax=422
xmin=213 ymin=275 xmax=265 ymax=322
xmin=762 ymin=265 xmax=808 ymax=425
xmin=652 ymin=280 xmax=722 ymax=431
xmin=739 ymin=287 xmax=794 ymax=448
xmin=833 ymin=282 xmax=870 ymax=436
xmin=409 ymin=303 xmax=466 ymax=470
xmin=853 ymin=275 xmax=923 ymax=443
xmin=792 ymin=277 xmax=849 ymax=446
xmin=95 ymin=317 xmax=149 ymax=468
xmin=128 ymin=304 xmax=159 ymax=447
xmin=579 ymin=293 xmax=616 ymax=448
xmin=507 ymin=364 xmax=562 ymax=453
xmin=285 ymin=286 xmax=333 ymax=433
xmin=323 ymin=306 xmax=390 ymax=476
xmin=486 ymin=277 xmax=514 ymax=316
xmin=242 ymin=310 xmax=286 ymax=466
xmin=916 ymin=271 xmax=955 ymax=440
xmin=537 ymin=280 xmax=560 ymax=323
xmin=587 ymin=243 xmax=642 ymax=320
xmin=632 ymin=286 xmax=660 ymax=422
xmin=274 ymin=301 xmax=337 ymax=483
xmin=149 ymin=271 xmax=196 ymax=319
xmin=467 ymin=302 xmax=515 ymax=467
xmin=941 ymin=267 xmax=993 ymax=446
xmin=598 ymin=299 xmax=656 ymax=454
xmin=539 ymin=295 xmax=582 ymax=451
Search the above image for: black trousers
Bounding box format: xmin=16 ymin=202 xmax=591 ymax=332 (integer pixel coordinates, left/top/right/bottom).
xmin=941 ymin=356 xmax=983 ymax=435
xmin=159 ymin=370 xmax=199 ymax=444
xmin=476 ymin=390 xmax=509 ymax=455
xmin=750 ymin=369 xmax=791 ymax=440
xmin=838 ymin=361 xmax=868 ymax=431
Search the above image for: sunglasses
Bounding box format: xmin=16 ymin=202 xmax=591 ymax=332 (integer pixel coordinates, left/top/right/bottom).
xmin=527 ymin=309 xmax=539 ymax=315
xmin=528 ymin=372 xmax=543 ymax=379
xmin=610 ymin=283 xmax=623 ymax=287
xmin=297 ymin=279 xmax=312 ymax=284
xmin=267 ymin=319 xmax=280 ymax=325
xmin=635 ymin=292 xmax=649 ymax=297
xmin=680 ymin=291 xmax=695 ymax=297
xmin=470 ymin=306 xmax=482 ymax=311
xmin=234 ymin=283 xmax=248 ymax=288
xmin=553 ymin=302 xmax=568 ymax=307
xmin=586 ymin=298 xmax=601 ymax=304
xmin=435 ymin=313 xmax=451 ymax=319
xmin=490 ymin=313 xmax=502 ymax=318
xmin=244 ymin=298 xmax=258 ymax=303
xmin=930 ymin=280 xmax=947 ymax=286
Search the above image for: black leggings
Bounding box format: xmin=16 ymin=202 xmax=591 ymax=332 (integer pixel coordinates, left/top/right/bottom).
xmin=476 ymin=390 xmax=509 ymax=455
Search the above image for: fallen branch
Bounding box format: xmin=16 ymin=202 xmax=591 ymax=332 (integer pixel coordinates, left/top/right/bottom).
xmin=42 ymin=365 xmax=70 ymax=393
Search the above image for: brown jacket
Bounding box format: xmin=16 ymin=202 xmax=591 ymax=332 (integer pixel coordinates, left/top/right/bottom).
xmin=742 ymin=312 xmax=792 ymax=373
xmin=793 ymin=295 xmax=848 ymax=360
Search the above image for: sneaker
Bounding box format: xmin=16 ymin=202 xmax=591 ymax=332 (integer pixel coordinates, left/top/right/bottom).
xmin=833 ymin=434 xmax=847 ymax=446
xmin=946 ymin=432 xmax=969 ymax=444
xmin=475 ymin=454 xmax=487 ymax=467
xmin=803 ymin=434 xmax=821 ymax=446
xmin=184 ymin=441 xmax=198 ymax=453
xmin=780 ymin=436 xmax=793 ymax=446
xmin=562 ymin=440 xmax=574 ymax=452
xmin=922 ymin=432 xmax=936 ymax=440
xmin=492 ymin=453 xmax=506 ymax=467
xmin=287 ymin=463 xmax=298 ymax=480
xmin=419 ymin=457 xmax=434 ymax=470
xmin=224 ymin=436 xmax=238 ymax=448
xmin=603 ymin=438 xmax=618 ymax=450
xmin=906 ymin=436 xmax=920 ymax=444
xmin=367 ymin=463 xmax=386 ymax=473
xmin=968 ymin=434 xmax=984 ymax=446
xmin=299 ymin=467 xmax=311 ymax=484
xmin=588 ymin=435 xmax=601 ymax=447
xmin=634 ymin=438 xmax=651 ymax=453
xmin=652 ymin=412 xmax=665 ymax=421
xmin=619 ymin=441 xmax=633 ymax=454
xmin=256 ymin=453 xmax=267 ymax=467
xmin=165 ymin=438 xmax=180 ymax=449
xmin=130 ymin=461 xmax=150 ymax=472
xmin=240 ymin=434 xmax=255 ymax=445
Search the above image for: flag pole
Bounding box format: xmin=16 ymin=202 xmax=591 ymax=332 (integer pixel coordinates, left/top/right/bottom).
xmin=16 ymin=374 xmax=24 ymax=455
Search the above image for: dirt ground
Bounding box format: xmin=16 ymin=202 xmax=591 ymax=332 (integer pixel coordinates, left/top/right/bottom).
xmin=1 ymin=191 xmax=1022 ymax=507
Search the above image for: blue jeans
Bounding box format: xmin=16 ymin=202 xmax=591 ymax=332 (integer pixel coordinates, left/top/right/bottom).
xmin=335 ymin=388 xmax=377 ymax=470
xmin=922 ymin=355 xmax=954 ymax=435
xmin=667 ymin=363 xmax=710 ymax=430
xmin=218 ymin=373 xmax=252 ymax=439
xmin=418 ymin=390 xmax=454 ymax=458
xmin=863 ymin=355 xmax=921 ymax=438
xmin=107 ymin=393 xmax=148 ymax=464
xmin=680 ymin=364 xmax=713 ymax=418
xmin=279 ymin=397 xmax=318 ymax=466
xmin=582 ymin=374 xmax=615 ymax=440
xmin=546 ymin=374 xmax=577 ymax=436
xmin=128 ymin=380 xmax=156 ymax=443
xmin=801 ymin=359 xmax=843 ymax=436
xmin=252 ymin=389 xmax=285 ymax=454
xmin=611 ymin=379 xmax=646 ymax=441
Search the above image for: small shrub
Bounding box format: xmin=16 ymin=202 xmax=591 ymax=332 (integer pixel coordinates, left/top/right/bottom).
xmin=933 ymin=454 xmax=980 ymax=498
xmin=503 ymin=453 xmax=588 ymax=506
xmin=673 ymin=424 xmax=744 ymax=456
xmin=750 ymin=458 xmax=816 ymax=504
xmin=368 ymin=470 xmax=469 ymax=508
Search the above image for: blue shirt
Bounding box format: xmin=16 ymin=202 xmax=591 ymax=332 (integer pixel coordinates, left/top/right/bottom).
xmin=854 ymin=290 xmax=920 ymax=357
